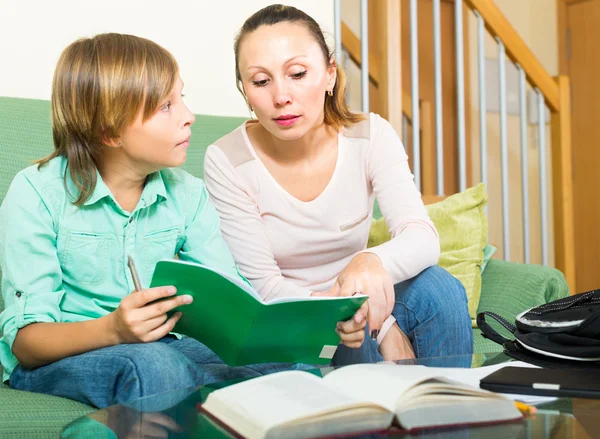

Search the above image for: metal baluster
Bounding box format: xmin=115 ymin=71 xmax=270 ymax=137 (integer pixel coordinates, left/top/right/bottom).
xmin=455 ymin=0 xmax=466 ymax=192
xmin=538 ymin=90 xmax=549 ymax=266
xmin=475 ymin=11 xmax=487 ymax=196
xmin=497 ymin=38 xmax=510 ymax=260
xmin=433 ymin=0 xmax=444 ymax=195
xmin=410 ymin=0 xmax=421 ymax=190
xmin=360 ymin=0 xmax=369 ymax=113
xmin=402 ymin=115 xmax=409 ymax=150
xmin=518 ymin=66 xmax=531 ymax=264
xmin=334 ymin=0 xmax=342 ymax=64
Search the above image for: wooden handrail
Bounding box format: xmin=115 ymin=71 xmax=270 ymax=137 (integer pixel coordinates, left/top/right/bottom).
xmin=341 ymin=22 xmax=380 ymax=86
xmin=464 ymin=0 xmax=560 ymax=112
xmin=341 ymin=21 xmax=414 ymax=122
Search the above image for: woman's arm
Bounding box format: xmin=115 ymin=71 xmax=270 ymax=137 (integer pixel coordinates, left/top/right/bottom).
xmin=363 ymin=114 xmax=440 ymax=283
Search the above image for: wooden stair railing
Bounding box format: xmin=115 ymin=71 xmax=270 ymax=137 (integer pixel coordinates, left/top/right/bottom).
xmin=341 ymin=21 xmax=437 ymax=195
xmin=340 ymin=0 xmax=575 ymax=294
xmin=463 ymin=0 xmax=575 ymax=294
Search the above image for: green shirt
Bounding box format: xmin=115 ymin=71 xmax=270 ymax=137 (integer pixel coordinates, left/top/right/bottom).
xmin=0 ymin=155 xmax=241 ymax=382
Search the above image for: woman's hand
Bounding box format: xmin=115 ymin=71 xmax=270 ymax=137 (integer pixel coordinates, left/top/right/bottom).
xmin=109 ymin=286 xmax=192 ymax=344
xmin=334 ymin=301 xmax=368 ymax=348
xmin=379 ymin=322 xmax=415 ymax=361
xmin=316 ymin=253 xmax=394 ymax=337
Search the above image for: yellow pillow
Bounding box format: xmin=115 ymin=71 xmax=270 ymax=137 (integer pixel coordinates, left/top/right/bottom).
xmin=368 ymin=183 xmax=488 ymax=323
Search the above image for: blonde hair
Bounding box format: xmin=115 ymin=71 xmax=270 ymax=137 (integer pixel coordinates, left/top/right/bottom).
xmin=233 ymin=4 xmax=364 ymax=130
xmin=38 ymin=33 xmax=179 ymax=206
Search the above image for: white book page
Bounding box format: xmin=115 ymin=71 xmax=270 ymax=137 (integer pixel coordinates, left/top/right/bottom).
xmin=204 ymin=371 xmax=388 ymax=432
xmin=323 ymin=364 xmax=444 ymax=412
xmin=266 ymin=294 xmax=368 ymax=305
xmin=428 ymin=361 xmax=557 ymax=404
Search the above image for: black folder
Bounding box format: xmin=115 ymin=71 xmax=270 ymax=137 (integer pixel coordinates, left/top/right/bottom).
xmin=480 ymin=366 xmax=600 ymax=399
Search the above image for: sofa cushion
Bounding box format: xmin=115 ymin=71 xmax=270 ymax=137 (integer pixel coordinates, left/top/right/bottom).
xmin=0 ymin=382 xmax=94 ymax=437
xmin=473 ymin=258 xmax=570 ymax=353
xmin=369 ymin=184 xmax=488 ymax=323
xmin=481 ymin=244 xmax=497 ymax=273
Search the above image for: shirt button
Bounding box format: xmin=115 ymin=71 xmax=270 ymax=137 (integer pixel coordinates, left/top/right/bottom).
xmin=128 ymin=217 xmax=134 ymax=224
xmin=15 ymin=291 xmax=22 ymax=298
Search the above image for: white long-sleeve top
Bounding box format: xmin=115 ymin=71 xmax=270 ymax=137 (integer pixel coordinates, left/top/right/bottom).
xmin=204 ymin=112 xmax=440 ymax=311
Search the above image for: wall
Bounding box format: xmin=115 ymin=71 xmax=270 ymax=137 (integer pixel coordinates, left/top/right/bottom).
xmin=0 ymin=0 xmax=333 ymax=117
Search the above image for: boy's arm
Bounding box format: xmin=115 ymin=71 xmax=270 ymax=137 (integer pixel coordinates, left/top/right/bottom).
xmin=1 ymin=173 xmax=185 ymax=369
xmin=0 ymin=173 xmax=117 ymax=368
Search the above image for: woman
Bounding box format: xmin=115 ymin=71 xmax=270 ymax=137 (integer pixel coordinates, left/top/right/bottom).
xmin=0 ymin=33 xmax=304 ymax=409
xmin=204 ymin=4 xmax=473 ymax=364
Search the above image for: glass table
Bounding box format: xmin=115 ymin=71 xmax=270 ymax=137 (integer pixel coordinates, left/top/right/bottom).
xmin=61 ymin=352 xmax=600 ymax=438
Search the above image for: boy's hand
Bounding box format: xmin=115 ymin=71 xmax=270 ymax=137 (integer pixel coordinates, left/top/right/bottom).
xmin=109 ymin=286 xmax=192 ymax=344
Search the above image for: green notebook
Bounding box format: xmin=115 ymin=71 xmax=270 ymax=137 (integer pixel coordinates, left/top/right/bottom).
xmin=150 ymin=260 xmax=368 ymax=366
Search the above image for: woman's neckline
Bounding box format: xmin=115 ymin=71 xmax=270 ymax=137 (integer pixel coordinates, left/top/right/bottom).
xmin=241 ymin=120 xmax=343 ymax=205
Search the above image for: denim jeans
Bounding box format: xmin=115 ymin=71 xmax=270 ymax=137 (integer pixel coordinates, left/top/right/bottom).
xmin=331 ymin=266 xmax=474 ymax=366
xmin=9 ymin=336 xmax=309 ymax=409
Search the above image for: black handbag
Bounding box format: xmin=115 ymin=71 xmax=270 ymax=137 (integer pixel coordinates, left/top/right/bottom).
xmin=477 ymin=289 xmax=600 ymax=369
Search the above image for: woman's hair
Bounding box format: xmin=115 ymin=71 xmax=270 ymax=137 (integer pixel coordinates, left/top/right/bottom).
xmin=38 ymin=33 xmax=179 ymax=206
xmin=233 ymin=4 xmax=364 ymax=130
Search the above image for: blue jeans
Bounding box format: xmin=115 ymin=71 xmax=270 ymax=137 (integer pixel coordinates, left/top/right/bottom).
xmin=9 ymin=336 xmax=309 ymax=409
xmin=331 ymin=266 xmax=473 ymax=366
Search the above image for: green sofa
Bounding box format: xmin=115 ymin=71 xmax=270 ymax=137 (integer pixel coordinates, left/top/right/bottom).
xmin=0 ymin=96 xmax=570 ymax=437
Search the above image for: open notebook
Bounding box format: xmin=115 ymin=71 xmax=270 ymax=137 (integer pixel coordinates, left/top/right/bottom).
xmin=150 ymin=259 xmax=366 ymax=365
xmin=200 ymin=363 xmax=525 ymax=439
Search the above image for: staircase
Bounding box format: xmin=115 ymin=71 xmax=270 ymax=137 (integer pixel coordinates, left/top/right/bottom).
xmin=336 ymin=0 xmax=575 ymax=293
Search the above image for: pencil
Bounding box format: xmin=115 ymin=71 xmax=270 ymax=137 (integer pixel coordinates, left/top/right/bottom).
xmin=514 ymin=401 xmax=537 ymax=415
xmin=127 ymin=255 xmax=143 ymax=293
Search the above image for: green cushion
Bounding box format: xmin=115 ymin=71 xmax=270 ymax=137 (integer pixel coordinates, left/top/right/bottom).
xmin=472 ymin=258 xmax=570 ymax=353
xmin=0 ymin=383 xmax=94 ymax=438
xmin=369 ymin=184 xmax=488 ymax=323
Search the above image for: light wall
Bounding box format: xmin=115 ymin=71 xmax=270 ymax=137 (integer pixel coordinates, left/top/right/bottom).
xmin=0 ymin=0 xmax=333 ymax=117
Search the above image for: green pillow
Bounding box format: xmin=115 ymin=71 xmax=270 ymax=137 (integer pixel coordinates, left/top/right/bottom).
xmin=368 ymin=183 xmax=488 ymax=324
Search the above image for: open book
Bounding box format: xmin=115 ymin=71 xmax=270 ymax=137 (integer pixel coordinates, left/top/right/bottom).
xmin=200 ymin=363 xmax=522 ymax=439
xmin=150 ymin=259 xmax=367 ymax=366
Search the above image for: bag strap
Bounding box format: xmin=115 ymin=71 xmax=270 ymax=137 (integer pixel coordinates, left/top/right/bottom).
xmin=476 ymin=311 xmax=517 ymax=346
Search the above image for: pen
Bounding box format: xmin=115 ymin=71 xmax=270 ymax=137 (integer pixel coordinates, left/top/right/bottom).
xmin=127 ymin=255 xmax=143 ymax=293
xmin=514 ymin=401 xmax=537 ymax=415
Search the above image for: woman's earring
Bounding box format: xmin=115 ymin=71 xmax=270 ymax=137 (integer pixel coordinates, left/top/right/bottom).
xmin=249 ymin=104 xmax=254 ymax=112
xmin=327 ymin=90 xmax=333 ymax=97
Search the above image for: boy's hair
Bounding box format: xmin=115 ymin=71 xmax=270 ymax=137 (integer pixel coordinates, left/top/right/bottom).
xmin=38 ymin=33 xmax=179 ymax=206
xmin=233 ymin=4 xmax=364 ymax=131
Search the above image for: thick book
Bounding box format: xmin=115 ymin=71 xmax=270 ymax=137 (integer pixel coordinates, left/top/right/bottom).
xmin=199 ymin=363 xmax=523 ymax=439
xmin=149 ymin=259 xmax=368 ymax=366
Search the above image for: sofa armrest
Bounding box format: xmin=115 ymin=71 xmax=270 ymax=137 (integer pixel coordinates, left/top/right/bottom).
xmin=473 ymin=259 xmax=570 ymax=353
xmin=478 ymin=259 xmax=570 ymax=316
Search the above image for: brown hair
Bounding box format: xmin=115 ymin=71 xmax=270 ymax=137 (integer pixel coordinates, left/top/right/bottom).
xmin=38 ymin=33 xmax=179 ymax=206
xmin=233 ymin=4 xmax=364 ymax=130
